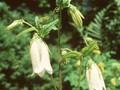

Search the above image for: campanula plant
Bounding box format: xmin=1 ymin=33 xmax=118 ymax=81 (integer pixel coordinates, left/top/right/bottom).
xmin=6 ymin=0 xmax=106 ymax=90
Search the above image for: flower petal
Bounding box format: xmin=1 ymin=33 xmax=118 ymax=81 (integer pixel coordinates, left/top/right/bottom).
xmin=30 ymin=33 xmax=53 ymax=77
xmin=40 ymin=40 xmax=53 ymax=75
xmin=30 ymin=38 xmax=44 ymax=75
xmin=86 ymin=60 xmax=106 ymax=90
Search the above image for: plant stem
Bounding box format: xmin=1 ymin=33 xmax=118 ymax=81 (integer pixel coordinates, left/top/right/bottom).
xmin=59 ymin=63 xmax=62 ymax=90
xmin=58 ymin=3 xmax=62 ymax=90
xmin=77 ymin=61 xmax=81 ymax=90
xmin=23 ymin=20 xmax=38 ymax=32
xmin=51 ymin=75 xmax=58 ymax=90
xmin=77 ymin=57 xmax=83 ymax=90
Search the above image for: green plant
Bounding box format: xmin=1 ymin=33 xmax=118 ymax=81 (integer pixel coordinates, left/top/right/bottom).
xmin=5 ymin=0 xmax=107 ymax=90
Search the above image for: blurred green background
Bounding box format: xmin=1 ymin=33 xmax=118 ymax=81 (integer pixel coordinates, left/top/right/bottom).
xmin=0 ymin=0 xmax=120 ymax=90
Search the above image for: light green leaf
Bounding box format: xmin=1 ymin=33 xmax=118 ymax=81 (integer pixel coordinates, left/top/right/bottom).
xmin=16 ymin=27 xmax=35 ymax=37
xmin=40 ymin=19 xmax=59 ymax=38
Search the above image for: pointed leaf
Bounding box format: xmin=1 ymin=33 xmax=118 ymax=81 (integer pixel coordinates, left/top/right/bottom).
xmin=16 ymin=27 xmax=35 ymax=37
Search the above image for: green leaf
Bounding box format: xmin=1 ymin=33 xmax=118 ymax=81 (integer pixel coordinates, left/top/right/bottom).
xmin=85 ymin=8 xmax=107 ymax=41
xmin=40 ymin=19 xmax=59 ymax=38
xmin=64 ymin=71 xmax=79 ymax=87
xmin=56 ymin=0 xmax=71 ymax=7
xmin=35 ymin=16 xmax=40 ymax=29
xmin=16 ymin=27 xmax=35 ymax=37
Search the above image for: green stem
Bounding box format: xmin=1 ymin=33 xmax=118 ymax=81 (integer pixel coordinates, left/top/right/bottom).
xmin=77 ymin=61 xmax=81 ymax=90
xmin=58 ymin=4 xmax=62 ymax=90
xmin=59 ymin=63 xmax=62 ymax=90
xmin=51 ymin=75 xmax=58 ymax=90
xmin=83 ymin=37 xmax=89 ymax=46
xmin=77 ymin=57 xmax=83 ymax=90
xmin=23 ymin=20 xmax=38 ymax=32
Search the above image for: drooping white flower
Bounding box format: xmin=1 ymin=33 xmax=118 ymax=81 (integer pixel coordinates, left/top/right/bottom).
xmin=86 ymin=59 xmax=106 ymax=90
xmin=30 ymin=33 xmax=53 ymax=77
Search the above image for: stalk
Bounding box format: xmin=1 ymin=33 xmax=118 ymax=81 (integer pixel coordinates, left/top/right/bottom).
xmin=58 ymin=2 xmax=63 ymax=90
xmin=51 ymin=75 xmax=58 ymax=90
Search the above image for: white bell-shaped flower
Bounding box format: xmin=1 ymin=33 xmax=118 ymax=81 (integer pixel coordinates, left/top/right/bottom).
xmin=30 ymin=33 xmax=53 ymax=77
xmin=86 ymin=59 xmax=106 ymax=90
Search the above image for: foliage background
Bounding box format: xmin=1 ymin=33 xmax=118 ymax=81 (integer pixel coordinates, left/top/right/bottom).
xmin=0 ymin=0 xmax=120 ymax=90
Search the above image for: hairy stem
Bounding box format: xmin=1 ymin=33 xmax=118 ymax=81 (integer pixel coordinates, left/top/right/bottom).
xmin=23 ymin=20 xmax=38 ymax=32
xmin=58 ymin=3 xmax=62 ymax=90
xmin=51 ymin=75 xmax=58 ymax=90
xmin=77 ymin=56 xmax=83 ymax=90
xmin=59 ymin=62 xmax=62 ymax=90
xmin=77 ymin=60 xmax=81 ymax=90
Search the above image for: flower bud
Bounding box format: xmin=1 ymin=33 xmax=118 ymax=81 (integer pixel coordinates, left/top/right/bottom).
xmin=30 ymin=33 xmax=53 ymax=77
xmin=110 ymin=77 xmax=117 ymax=86
xmin=93 ymin=50 xmax=101 ymax=55
xmin=86 ymin=59 xmax=106 ymax=90
xmin=68 ymin=4 xmax=84 ymax=28
xmin=75 ymin=60 xmax=81 ymax=67
xmin=6 ymin=19 xmax=23 ymax=31
xmin=61 ymin=50 xmax=67 ymax=55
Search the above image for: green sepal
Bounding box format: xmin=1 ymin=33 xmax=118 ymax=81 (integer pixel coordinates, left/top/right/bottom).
xmin=40 ymin=19 xmax=59 ymax=38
